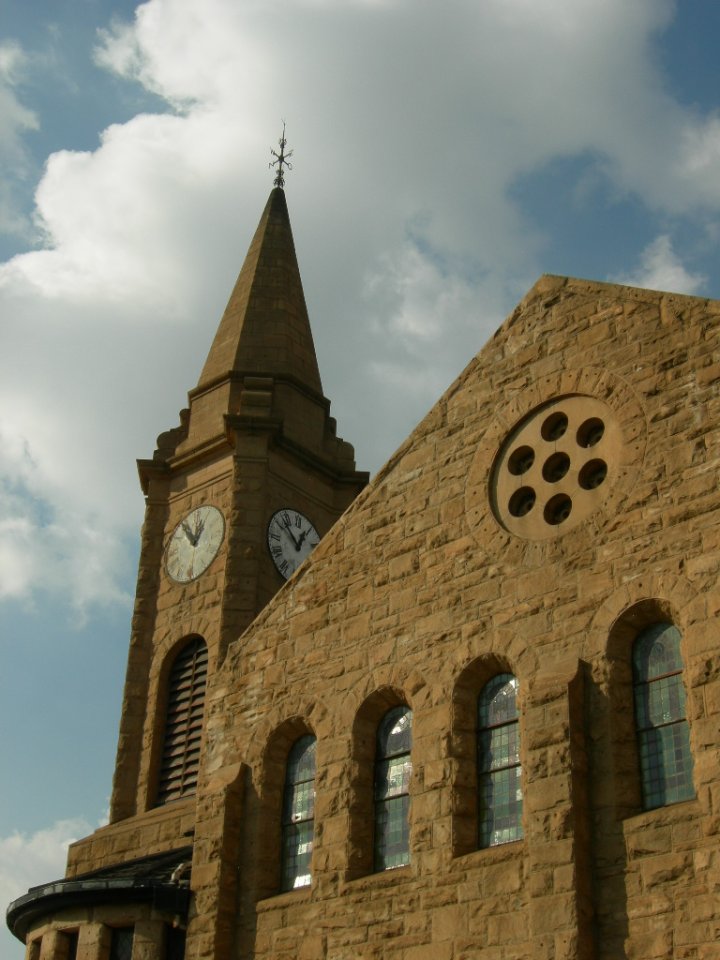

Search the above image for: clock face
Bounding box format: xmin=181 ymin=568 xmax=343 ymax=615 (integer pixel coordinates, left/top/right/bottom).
xmin=165 ymin=505 xmax=225 ymax=583
xmin=267 ymin=508 xmax=320 ymax=580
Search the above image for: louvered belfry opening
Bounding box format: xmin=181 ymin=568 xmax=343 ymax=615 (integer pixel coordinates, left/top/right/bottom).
xmin=156 ymin=636 xmax=208 ymax=805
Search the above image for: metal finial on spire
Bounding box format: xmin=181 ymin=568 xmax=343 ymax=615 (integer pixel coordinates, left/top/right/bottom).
xmin=269 ymin=122 xmax=293 ymax=188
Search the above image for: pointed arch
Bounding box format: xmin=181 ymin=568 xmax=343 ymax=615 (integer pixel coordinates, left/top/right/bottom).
xmin=374 ymin=705 xmax=412 ymax=871
xmin=156 ymin=636 xmax=208 ymax=805
xmin=632 ymin=622 xmax=694 ymax=809
xmin=280 ymin=734 xmax=317 ymax=891
xmin=451 ymin=654 xmax=524 ymax=856
xmin=347 ymin=687 xmax=413 ymax=878
xmin=477 ymin=674 xmax=523 ymax=847
xmin=255 ymin=716 xmax=317 ymax=898
xmin=601 ymin=599 xmax=696 ymax=817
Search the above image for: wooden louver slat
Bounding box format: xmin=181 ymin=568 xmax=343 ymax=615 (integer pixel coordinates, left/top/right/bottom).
xmin=156 ymin=637 xmax=208 ymax=806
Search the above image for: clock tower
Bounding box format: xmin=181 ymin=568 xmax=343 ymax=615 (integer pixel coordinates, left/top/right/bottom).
xmin=110 ymin=181 xmax=368 ymax=822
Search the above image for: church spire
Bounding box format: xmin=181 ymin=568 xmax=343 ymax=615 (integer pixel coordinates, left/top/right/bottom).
xmin=196 ymin=185 xmax=322 ymax=395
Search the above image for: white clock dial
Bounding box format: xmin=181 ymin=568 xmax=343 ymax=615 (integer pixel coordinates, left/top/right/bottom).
xmin=165 ymin=505 xmax=225 ymax=583
xmin=267 ymin=508 xmax=320 ymax=580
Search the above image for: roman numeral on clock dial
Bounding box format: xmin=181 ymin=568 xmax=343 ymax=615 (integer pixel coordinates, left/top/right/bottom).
xmin=266 ymin=508 xmax=320 ymax=580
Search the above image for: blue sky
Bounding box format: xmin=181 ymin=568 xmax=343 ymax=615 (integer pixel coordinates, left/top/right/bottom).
xmin=1 ymin=1 xmax=720 ymax=956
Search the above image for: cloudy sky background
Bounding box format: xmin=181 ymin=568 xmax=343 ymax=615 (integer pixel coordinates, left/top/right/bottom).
xmin=2 ymin=0 xmax=720 ymax=954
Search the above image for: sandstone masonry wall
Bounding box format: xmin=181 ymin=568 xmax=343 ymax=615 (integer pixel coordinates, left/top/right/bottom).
xmin=185 ymin=277 xmax=720 ymax=960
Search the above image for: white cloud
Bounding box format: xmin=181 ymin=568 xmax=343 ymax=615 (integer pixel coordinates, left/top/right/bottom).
xmin=611 ymin=234 xmax=706 ymax=295
xmin=0 ymin=392 xmax=138 ymax=615
xmin=0 ymin=817 xmax=93 ymax=908
xmin=0 ymin=508 xmax=131 ymax=615
xmin=0 ymin=515 xmax=35 ymax=600
xmin=0 ymin=478 xmax=131 ymax=615
xmin=365 ymin=243 xmax=477 ymax=343
xmin=1 ymin=0 xmax=720 ymax=614
xmin=0 ymin=817 xmax=103 ymax=960
xmin=676 ymin=114 xmax=720 ymax=207
xmin=0 ymin=42 xmax=38 ymax=156
xmin=0 ymin=41 xmax=39 ymax=237
xmin=95 ymin=0 xmax=273 ymax=111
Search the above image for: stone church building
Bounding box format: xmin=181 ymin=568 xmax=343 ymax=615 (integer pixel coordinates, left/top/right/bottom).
xmin=7 ymin=181 xmax=720 ymax=960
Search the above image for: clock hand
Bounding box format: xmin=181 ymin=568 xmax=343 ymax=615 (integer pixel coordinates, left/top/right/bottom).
xmin=194 ymin=517 xmax=205 ymax=543
xmin=296 ymin=530 xmax=308 ymax=551
xmin=283 ymin=520 xmax=301 ymax=550
xmin=181 ymin=521 xmax=197 ymax=546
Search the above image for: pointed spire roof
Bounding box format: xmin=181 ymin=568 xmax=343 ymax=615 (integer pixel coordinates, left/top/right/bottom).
xmin=197 ymin=187 xmax=322 ymax=394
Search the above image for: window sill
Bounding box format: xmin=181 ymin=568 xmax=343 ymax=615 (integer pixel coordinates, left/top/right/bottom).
xmin=341 ymin=864 xmax=412 ymax=893
xmin=256 ymin=885 xmax=312 ymax=911
xmin=622 ymin=795 xmax=700 ymax=830
xmin=452 ymin=837 xmax=525 ymax=868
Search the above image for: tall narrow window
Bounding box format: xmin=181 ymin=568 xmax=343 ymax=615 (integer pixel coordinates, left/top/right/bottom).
xmin=478 ymin=674 xmax=523 ymax=847
xmin=165 ymin=925 xmax=186 ymax=960
xmin=633 ymin=622 xmax=694 ymax=809
xmin=64 ymin=932 xmax=78 ymax=960
xmin=374 ymin=705 xmax=412 ymax=871
xmin=281 ymin=735 xmax=316 ymax=891
xmin=109 ymin=928 xmax=134 ymax=960
xmin=157 ymin=637 xmax=208 ymax=805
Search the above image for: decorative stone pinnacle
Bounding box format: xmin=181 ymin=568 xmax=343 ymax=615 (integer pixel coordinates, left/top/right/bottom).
xmin=270 ymin=122 xmax=293 ymax=188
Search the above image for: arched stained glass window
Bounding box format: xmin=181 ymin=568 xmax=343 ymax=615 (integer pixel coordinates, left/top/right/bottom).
xmin=478 ymin=674 xmax=523 ymax=847
xmin=281 ymin=735 xmax=316 ymax=891
xmin=156 ymin=637 xmax=208 ymax=806
xmin=374 ymin=706 xmax=412 ymax=871
xmin=633 ymin=623 xmax=694 ymax=809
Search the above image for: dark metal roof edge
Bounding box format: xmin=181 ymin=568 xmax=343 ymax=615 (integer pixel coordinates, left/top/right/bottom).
xmin=6 ymin=878 xmax=190 ymax=942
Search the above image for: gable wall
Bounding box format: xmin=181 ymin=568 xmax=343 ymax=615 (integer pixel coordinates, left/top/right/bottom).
xmin=190 ymin=276 xmax=720 ymax=959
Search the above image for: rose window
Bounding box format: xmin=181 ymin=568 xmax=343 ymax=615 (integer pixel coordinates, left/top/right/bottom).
xmin=491 ymin=395 xmax=621 ymax=539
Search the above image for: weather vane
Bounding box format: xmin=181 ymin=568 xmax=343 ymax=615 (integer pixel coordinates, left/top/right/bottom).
xmin=270 ymin=122 xmax=293 ymax=188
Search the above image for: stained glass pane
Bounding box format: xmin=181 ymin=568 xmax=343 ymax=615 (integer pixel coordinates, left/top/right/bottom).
xmin=281 ymin=819 xmax=314 ymax=890
xmin=281 ymin=735 xmax=316 ymax=891
xmin=284 ymin=776 xmax=315 ymax=822
xmin=478 ymin=722 xmax=520 ymax=772
xmin=634 ymin=673 xmax=687 ymax=730
xmin=633 ymin=623 xmax=683 ymax=681
xmin=377 ymin=707 xmax=412 ymax=757
xmin=632 ymin=623 xmax=694 ymax=810
xmin=478 ymin=675 xmax=523 ymax=847
xmin=479 ymin=674 xmax=519 ymax=727
xmin=374 ymin=707 xmax=412 ymax=871
xmin=638 ymin=721 xmax=695 ymax=809
xmin=374 ymin=756 xmax=413 ymax=800
xmin=374 ymin=794 xmax=410 ymax=870
xmin=287 ymin=736 xmax=316 ymax=783
xmin=479 ymin=766 xmax=524 ymax=847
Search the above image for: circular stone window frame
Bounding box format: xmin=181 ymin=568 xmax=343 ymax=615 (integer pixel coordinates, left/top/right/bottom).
xmin=464 ymin=367 xmax=647 ymax=568
xmin=492 ymin=393 xmax=623 ymax=540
